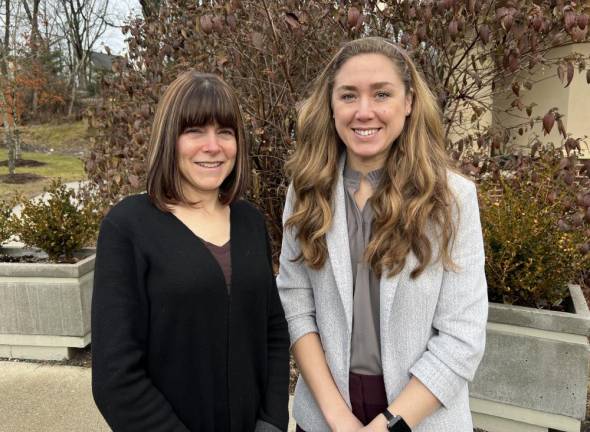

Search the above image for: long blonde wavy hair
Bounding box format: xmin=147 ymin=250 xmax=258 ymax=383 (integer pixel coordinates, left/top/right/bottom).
xmin=285 ymin=37 xmax=458 ymax=278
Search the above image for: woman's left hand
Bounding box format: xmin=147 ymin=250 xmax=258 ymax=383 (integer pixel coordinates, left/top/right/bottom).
xmin=358 ymin=414 xmax=388 ymax=431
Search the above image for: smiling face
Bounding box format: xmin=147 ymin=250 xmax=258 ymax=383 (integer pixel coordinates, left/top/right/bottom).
xmin=176 ymin=124 xmax=237 ymax=201
xmin=331 ymin=53 xmax=412 ymax=173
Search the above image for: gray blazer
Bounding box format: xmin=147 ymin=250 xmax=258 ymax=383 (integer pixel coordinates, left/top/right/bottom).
xmin=277 ymin=158 xmax=488 ymax=432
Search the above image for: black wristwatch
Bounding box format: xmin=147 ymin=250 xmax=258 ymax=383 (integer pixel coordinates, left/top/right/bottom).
xmin=382 ymin=408 xmax=411 ymax=432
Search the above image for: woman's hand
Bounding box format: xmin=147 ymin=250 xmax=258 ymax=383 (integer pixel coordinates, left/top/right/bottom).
xmin=358 ymin=413 xmax=388 ymax=432
xmin=328 ymin=409 xmax=363 ymax=432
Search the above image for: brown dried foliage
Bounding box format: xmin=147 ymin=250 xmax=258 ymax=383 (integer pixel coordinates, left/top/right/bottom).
xmin=87 ymin=0 xmax=590 ymax=259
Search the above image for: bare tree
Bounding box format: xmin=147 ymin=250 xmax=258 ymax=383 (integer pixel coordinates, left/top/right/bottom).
xmin=20 ymin=0 xmax=42 ymax=112
xmin=54 ymin=0 xmax=110 ymax=116
xmin=0 ymin=0 xmax=18 ymax=175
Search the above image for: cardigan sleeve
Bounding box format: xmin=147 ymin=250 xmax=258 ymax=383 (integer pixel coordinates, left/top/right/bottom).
xmin=256 ymin=224 xmax=290 ymax=431
xmin=91 ymin=217 xmax=189 ymax=432
xmin=409 ymin=181 xmax=488 ymax=408
xmin=276 ymin=184 xmax=319 ymax=347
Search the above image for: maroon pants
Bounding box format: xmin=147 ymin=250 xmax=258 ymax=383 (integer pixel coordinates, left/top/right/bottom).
xmin=296 ymin=372 xmax=388 ymax=431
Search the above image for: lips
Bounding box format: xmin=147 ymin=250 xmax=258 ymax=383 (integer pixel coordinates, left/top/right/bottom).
xmin=194 ymin=161 xmax=224 ymax=168
xmin=353 ymin=128 xmax=380 ymax=137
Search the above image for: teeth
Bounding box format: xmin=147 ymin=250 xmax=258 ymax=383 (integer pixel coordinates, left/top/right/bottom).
xmin=354 ymin=129 xmax=378 ymax=137
xmin=195 ymin=162 xmax=223 ymax=168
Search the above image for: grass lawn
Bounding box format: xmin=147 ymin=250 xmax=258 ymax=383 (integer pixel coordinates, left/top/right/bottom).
xmin=0 ymin=151 xmax=86 ymax=201
xmin=17 ymin=120 xmax=89 ymax=155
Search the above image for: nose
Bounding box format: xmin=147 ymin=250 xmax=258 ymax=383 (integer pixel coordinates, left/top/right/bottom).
xmin=354 ymin=96 xmax=375 ymax=121
xmin=202 ymin=128 xmax=222 ymax=153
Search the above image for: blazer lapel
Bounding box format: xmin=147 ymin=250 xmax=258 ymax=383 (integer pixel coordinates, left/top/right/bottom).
xmin=379 ymin=269 xmax=402 ymax=338
xmin=326 ymin=156 xmax=354 ymax=335
xmin=380 ymin=250 xmax=416 ymax=337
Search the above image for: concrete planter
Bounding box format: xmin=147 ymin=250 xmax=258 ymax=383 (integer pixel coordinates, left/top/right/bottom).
xmin=470 ymin=284 xmax=590 ymax=432
xmin=0 ymin=247 xmax=95 ymax=361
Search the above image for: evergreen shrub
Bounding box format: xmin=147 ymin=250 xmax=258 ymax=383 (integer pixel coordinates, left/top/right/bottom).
xmin=10 ymin=179 xmax=103 ymax=262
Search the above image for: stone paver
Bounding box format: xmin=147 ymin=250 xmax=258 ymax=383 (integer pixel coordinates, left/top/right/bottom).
xmin=0 ymin=361 xmax=109 ymax=432
xmin=0 ymin=360 xmax=296 ymax=432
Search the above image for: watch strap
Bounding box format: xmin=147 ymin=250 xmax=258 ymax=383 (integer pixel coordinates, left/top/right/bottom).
xmin=381 ymin=408 xmax=412 ymax=432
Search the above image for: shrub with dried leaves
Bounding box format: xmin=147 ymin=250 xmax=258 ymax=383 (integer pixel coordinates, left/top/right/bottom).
xmin=87 ymin=0 xmax=590 ymax=258
xmin=479 ymin=148 xmax=590 ymax=308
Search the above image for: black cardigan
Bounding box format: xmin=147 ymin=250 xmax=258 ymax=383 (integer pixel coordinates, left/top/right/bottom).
xmin=91 ymin=194 xmax=290 ymax=431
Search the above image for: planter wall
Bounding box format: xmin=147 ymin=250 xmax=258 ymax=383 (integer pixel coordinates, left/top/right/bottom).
xmin=470 ymin=284 xmax=590 ymax=432
xmin=0 ymin=247 xmax=95 ymax=361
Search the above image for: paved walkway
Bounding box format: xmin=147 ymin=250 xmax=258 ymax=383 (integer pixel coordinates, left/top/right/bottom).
xmin=0 ymin=361 xmax=109 ymax=432
xmin=0 ymin=360 xmax=296 ymax=432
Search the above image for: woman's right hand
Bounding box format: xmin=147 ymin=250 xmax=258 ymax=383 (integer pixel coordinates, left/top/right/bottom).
xmin=328 ymin=409 xmax=364 ymax=432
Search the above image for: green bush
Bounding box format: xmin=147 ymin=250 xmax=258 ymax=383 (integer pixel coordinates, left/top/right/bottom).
xmin=0 ymin=199 xmax=14 ymax=245
xmin=479 ymin=152 xmax=589 ymax=308
xmin=10 ymin=179 xmax=103 ymax=262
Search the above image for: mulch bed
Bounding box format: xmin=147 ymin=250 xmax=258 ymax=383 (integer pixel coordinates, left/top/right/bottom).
xmin=0 ymin=255 xmax=49 ymax=264
xmin=0 ymin=159 xmax=46 ymax=168
xmin=0 ymin=173 xmax=44 ymax=184
xmin=0 ymin=254 xmax=84 ymax=264
xmin=0 ymin=345 xmax=92 ymax=368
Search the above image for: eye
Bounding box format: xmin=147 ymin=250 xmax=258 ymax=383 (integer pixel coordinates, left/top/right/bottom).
xmin=375 ymin=91 xmax=391 ymax=100
xmin=218 ymin=128 xmax=235 ymax=136
xmin=339 ymin=93 xmax=356 ymax=102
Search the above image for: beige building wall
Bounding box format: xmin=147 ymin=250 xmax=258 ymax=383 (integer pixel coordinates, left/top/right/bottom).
xmin=492 ymin=42 xmax=590 ymax=159
xmin=446 ymin=39 xmax=494 ymax=148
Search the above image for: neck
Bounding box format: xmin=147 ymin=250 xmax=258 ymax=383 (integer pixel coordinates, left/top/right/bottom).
xmin=180 ymin=188 xmax=224 ymax=213
xmin=346 ymin=152 xmax=386 ymax=176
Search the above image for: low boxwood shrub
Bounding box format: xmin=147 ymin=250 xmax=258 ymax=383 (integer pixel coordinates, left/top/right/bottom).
xmin=10 ymin=179 xmax=104 ymax=262
xmin=0 ymin=199 xmax=13 ymax=245
xmin=479 ymin=151 xmax=589 ymax=309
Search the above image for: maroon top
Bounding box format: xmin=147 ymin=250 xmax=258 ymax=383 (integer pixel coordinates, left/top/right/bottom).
xmin=203 ymin=240 xmax=232 ymax=292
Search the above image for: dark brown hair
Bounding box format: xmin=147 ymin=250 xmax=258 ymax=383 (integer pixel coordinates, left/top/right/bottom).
xmin=147 ymin=71 xmax=248 ymax=210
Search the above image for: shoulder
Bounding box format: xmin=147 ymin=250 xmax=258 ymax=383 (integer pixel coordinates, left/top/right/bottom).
xmin=232 ymin=199 xmax=269 ymax=238
xmin=446 ymin=170 xmax=478 ymax=204
xmin=232 ymin=199 xmax=265 ymax=221
xmin=103 ymin=193 xmax=160 ymax=232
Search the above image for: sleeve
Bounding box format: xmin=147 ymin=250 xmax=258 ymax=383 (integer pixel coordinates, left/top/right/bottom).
xmin=91 ymin=217 xmax=190 ymax=432
xmin=256 ymin=223 xmax=291 ymax=431
xmin=408 ymin=181 xmax=489 ymax=408
xmin=254 ymin=419 xmax=284 ymax=432
xmin=276 ymin=184 xmax=319 ymax=347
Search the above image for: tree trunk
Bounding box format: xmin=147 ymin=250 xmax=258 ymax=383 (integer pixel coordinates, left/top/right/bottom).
xmin=0 ymin=91 xmax=16 ymax=176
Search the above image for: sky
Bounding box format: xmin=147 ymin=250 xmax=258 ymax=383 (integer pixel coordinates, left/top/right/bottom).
xmin=97 ymin=0 xmax=141 ymax=55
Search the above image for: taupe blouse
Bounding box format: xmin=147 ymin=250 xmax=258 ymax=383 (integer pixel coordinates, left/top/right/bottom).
xmin=343 ymin=164 xmax=383 ymax=375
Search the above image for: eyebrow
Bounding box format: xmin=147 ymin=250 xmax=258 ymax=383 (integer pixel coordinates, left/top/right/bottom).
xmin=334 ymin=82 xmax=395 ymax=92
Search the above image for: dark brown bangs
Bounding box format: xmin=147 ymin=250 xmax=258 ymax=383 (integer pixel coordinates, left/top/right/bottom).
xmin=177 ymin=79 xmax=238 ymax=133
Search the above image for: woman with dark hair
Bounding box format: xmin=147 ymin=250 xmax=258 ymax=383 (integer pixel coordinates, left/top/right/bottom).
xmin=278 ymin=37 xmax=488 ymax=431
xmin=91 ymin=71 xmax=290 ymax=432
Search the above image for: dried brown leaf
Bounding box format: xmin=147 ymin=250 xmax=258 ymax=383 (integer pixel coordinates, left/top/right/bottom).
xmin=285 ymin=12 xmax=300 ymax=30
xmin=347 ymin=7 xmax=360 ymax=28
xmin=542 ymin=111 xmax=555 ymax=135
xmin=199 ymin=15 xmax=213 ymax=34
xmin=478 ymin=25 xmax=491 ymax=44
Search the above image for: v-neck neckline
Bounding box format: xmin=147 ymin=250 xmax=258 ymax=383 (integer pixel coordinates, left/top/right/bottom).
xmin=165 ymin=202 xmax=235 ymax=294
xmin=167 ymin=203 xmax=232 ymax=247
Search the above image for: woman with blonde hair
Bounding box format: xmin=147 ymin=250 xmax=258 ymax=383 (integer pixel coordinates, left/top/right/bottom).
xmin=92 ymin=71 xmax=290 ymax=432
xmin=277 ymin=37 xmax=488 ymax=431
